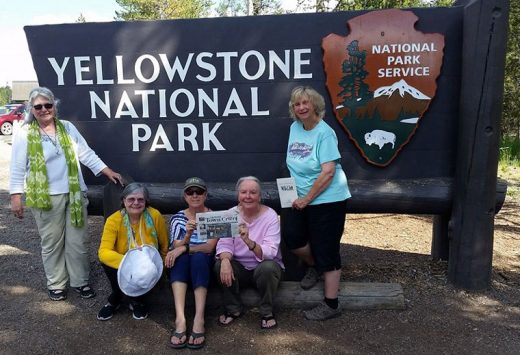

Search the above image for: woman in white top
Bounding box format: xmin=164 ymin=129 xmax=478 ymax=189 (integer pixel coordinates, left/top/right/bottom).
xmin=9 ymin=87 xmax=123 ymax=301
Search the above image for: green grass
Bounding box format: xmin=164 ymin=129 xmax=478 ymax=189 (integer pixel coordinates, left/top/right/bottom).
xmin=499 ymin=136 xmax=520 ymax=166
xmin=498 ymin=136 xmax=520 ymax=199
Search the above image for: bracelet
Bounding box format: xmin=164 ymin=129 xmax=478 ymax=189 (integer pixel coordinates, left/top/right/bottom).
xmin=248 ymin=241 xmax=256 ymax=251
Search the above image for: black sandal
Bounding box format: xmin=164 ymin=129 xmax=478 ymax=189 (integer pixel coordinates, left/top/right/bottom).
xmin=217 ymin=310 xmax=241 ymax=326
xmin=187 ymin=332 xmax=206 ymax=349
xmin=169 ymin=330 xmax=187 ymax=349
xmin=260 ymin=314 xmax=278 ymax=330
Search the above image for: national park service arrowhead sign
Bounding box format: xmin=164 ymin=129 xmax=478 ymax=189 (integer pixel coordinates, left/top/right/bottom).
xmin=322 ymin=9 xmax=445 ymax=167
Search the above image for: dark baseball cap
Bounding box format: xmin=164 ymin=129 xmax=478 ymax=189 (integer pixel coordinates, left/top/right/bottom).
xmin=183 ymin=177 xmax=207 ymax=191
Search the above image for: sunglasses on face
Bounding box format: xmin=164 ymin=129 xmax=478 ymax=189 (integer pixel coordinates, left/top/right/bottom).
xmin=185 ymin=188 xmax=205 ymax=196
xmin=33 ymin=103 xmax=54 ymax=110
xmin=125 ymin=197 xmax=145 ymax=204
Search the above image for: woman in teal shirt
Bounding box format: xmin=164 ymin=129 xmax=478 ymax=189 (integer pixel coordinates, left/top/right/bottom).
xmin=283 ymin=86 xmax=351 ymax=321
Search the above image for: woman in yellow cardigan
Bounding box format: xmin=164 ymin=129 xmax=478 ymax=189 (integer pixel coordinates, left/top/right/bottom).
xmin=97 ymin=183 xmax=168 ymax=321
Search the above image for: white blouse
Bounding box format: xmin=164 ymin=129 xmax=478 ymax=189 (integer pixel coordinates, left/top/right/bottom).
xmin=9 ymin=120 xmax=107 ymax=195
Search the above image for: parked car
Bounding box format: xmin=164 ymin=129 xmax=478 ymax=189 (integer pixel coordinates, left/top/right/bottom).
xmin=0 ymin=104 xmax=26 ymax=135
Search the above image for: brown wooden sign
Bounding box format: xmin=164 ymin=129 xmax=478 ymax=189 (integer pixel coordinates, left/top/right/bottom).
xmin=323 ymin=9 xmax=445 ymax=166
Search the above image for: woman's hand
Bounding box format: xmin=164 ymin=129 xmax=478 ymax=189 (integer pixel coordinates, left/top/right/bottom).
xmin=181 ymin=220 xmax=196 ymax=245
xmin=11 ymin=194 xmax=24 ymax=219
xmin=292 ymin=196 xmax=311 ymax=210
xmin=238 ymin=223 xmax=250 ymax=243
xmin=101 ymin=167 xmax=125 ymax=185
xmin=165 ymin=246 xmax=186 ymax=268
xmin=186 ymin=220 xmax=197 ymax=234
xmin=220 ymin=258 xmax=235 ymax=287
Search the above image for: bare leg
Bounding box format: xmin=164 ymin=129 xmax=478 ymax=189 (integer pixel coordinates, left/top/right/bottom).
xmin=189 ymin=286 xmax=207 ymax=346
xmin=291 ymin=243 xmax=315 ymax=266
xmin=323 ymin=269 xmax=341 ymax=299
xmin=171 ymin=282 xmax=187 ymax=345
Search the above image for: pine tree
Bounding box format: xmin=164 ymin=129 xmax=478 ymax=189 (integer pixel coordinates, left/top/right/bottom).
xmin=338 ymin=40 xmax=371 ymax=106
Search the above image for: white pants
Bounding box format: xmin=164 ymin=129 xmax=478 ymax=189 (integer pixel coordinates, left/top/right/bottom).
xmin=31 ymin=193 xmax=90 ymax=290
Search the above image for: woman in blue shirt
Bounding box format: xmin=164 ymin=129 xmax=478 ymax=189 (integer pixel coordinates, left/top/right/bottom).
xmin=165 ymin=177 xmax=216 ymax=349
xmin=284 ymin=86 xmax=351 ymax=321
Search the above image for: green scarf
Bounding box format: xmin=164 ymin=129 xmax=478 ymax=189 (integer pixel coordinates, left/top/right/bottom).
xmin=26 ymin=118 xmax=84 ymax=227
xmin=121 ymin=208 xmax=158 ymax=250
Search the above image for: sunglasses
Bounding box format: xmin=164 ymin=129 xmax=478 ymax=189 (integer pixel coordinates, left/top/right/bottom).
xmin=125 ymin=197 xmax=145 ymax=204
xmin=33 ymin=103 xmax=54 ymax=110
xmin=185 ymin=188 xmax=205 ymax=196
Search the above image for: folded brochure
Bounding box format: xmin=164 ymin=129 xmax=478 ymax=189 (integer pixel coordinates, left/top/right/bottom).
xmin=276 ymin=177 xmax=298 ymax=208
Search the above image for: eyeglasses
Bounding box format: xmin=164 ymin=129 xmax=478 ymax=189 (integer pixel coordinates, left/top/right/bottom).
xmin=185 ymin=188 xmax=205 ymax=196
xmin=125 ymin=197 xmax=145 ymax=204
xmin=33 ymin=103 xmax=54 ymax=110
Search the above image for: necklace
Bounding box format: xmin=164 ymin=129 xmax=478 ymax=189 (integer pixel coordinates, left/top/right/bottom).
xmin=39 ymin=128 xmax=60 ymax=155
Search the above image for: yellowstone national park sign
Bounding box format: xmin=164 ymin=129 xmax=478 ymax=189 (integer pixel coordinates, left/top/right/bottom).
xmin=25 ymin=8 xmax=456 ymax=183
xmin=323 ymin=9 xmax=445 ymax=166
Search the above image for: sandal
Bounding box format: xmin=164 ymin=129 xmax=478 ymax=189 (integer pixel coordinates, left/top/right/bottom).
xmin=169 ymin=330 xmax=187 ymax=349
xmin=187 ymin=332 xmax=206 ymax=350
xmin=217 ymin=310 xmax=242 ymax=326
xmin=260 ymin=314 xmax=278 ymax=330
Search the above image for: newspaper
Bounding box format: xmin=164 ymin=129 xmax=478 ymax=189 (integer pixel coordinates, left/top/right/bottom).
xmin=196 ymin=210 xmax=239 ymax=241
xmin=276 ymin=177 xmax=298 ymax=208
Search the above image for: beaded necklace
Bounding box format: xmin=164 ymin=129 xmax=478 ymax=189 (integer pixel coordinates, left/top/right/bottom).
xmin=39 ymin=127 xmax=60 ymax=155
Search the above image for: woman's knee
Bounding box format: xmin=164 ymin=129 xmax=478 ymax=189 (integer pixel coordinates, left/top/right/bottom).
xmin=255 ymin=260 xmax=282 ymax=279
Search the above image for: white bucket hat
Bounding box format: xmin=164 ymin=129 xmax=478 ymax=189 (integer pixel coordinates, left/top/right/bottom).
xmin=117 ymin=245 xmax=163 ymax=297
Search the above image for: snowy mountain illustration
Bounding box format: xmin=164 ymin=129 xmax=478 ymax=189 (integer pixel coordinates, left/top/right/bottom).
xmin=355 ymin=79 xmax=431 ymax=121
xmin=374 ymin=79 xmax=430 ymax=100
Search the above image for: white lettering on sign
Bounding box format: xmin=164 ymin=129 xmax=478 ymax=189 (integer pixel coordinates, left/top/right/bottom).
xmin=372 ymin=42 xmax=437 ymax=53
xmin=89 ymin=87 xmax=269 ymax=119
xmin=372 ymin=42 xmax=437 ymax=79
xmin=49 ymin=48 xmax=312 ymax=119
xmin=131 ymin=123 xmax=225 ymax=152
xmin=48 ymin=48 xmax=312 ymax=85
xmin=377 ymin=67 xmax=430 ymax=77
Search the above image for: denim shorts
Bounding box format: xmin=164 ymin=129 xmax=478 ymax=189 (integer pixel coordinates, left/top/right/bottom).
xmin=281 ymin=199 xmax=347 ymax=273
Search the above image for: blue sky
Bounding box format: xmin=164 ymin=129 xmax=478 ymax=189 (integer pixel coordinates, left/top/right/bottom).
xmin=0 ymin=0 xmax=300 ymax=88
xmin=0 ymin=0 xmax=122 ymax=86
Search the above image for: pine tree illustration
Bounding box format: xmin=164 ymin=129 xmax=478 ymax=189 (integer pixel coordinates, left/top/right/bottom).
xmin=338 ymin=40 xmax=371 ymax=106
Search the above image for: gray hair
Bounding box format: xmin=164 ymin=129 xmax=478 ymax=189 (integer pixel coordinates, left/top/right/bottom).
xmin=288 ymin=86 xmax=326 ymax=121
xmin=24 ymin=87 xmax=60 ymax=123
xmin=235 ymin=176 xmax=262 ymax=196
xmin=120 ymin=182 xmax=150 ymax=207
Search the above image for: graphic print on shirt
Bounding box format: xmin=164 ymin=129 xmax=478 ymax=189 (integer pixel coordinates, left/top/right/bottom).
xmin=288 ymin=142 xmax=313 ymax=160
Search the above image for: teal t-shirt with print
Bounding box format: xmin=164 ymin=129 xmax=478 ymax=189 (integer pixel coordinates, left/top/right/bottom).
xmin=286 ymin=119 xmax=351 ymax=205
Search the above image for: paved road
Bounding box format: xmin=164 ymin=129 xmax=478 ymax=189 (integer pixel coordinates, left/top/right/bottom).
xmin=0 ymin=134 xmax=12 ymax=144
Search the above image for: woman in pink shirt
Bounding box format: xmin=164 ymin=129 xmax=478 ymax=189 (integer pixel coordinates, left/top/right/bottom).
xmin=214 ymin=176 xmax=284 ymax=330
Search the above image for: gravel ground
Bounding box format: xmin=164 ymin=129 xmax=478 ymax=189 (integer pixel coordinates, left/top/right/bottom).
xmin=0 ymin=137 xmax=518 ymax=355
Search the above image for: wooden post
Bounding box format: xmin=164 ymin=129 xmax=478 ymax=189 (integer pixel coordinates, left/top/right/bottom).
xmin=449 ymin=0 xmax=510 ymax=289
xmin=431 ymin=214 xmax=450 ymax=261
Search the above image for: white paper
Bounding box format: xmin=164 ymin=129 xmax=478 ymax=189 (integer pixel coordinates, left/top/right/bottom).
xmin=276 ymin=177 xmax=298 ymax=208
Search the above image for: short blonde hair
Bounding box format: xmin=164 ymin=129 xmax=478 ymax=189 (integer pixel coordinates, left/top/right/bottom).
xmin=288 ymin=86 xmax=326 ymax=121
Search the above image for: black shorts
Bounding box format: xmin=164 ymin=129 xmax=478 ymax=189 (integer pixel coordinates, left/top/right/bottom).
xmin=281 ymin=200 xmax=347 ymax=273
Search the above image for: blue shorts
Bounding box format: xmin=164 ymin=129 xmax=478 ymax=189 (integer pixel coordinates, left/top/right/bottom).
xmin=168 ymin=252 xmax=214 ymax=289
xmin=281 ymin=200 xmax=347 ymax=273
